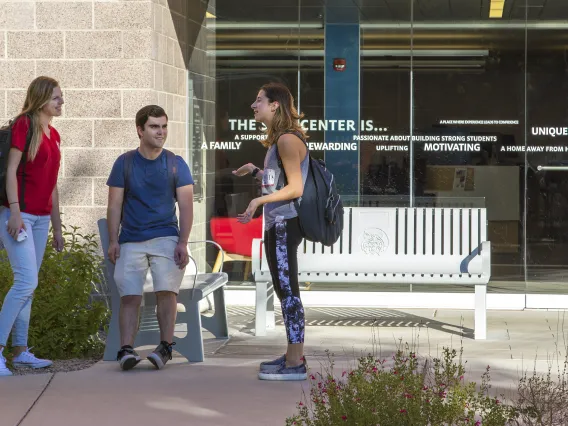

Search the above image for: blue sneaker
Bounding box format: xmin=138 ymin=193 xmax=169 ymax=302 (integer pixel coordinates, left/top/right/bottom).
xmin=259 ymin=355 xmax=307 ymax=372
xmin=258 ymin=362 xmax=307 ymax=381
xmin=259 ymin=354 xmax=286 ymax=371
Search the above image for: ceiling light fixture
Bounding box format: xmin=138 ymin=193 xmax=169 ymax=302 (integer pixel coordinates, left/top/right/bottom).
xmin=489 ymin=0 xmax=505 ymax=19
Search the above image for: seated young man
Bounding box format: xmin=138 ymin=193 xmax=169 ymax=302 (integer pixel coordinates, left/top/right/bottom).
xmin=106 ymin=105 xmax=194 ymax=370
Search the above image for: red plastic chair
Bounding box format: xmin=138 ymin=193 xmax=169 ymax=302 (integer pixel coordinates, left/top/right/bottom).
xmin=210 ymin=216 xmax=263 ymax=279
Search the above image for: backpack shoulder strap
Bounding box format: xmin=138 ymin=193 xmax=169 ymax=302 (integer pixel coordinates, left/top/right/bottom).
xmin=123 ymin=149 xmax=136 ymax=195
xmin=121 ymin=150 xmax=136 ymax=220
xmin=164 ymin=149 xmax=178 ymax=199
xmin=17 ymin=114 xmax=34 ymax=211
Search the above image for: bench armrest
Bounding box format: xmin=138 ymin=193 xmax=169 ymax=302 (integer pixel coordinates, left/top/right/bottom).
xmin=186 ymin=240 xmax=226 ymax=296
xmin=187 ymin=240 xmax=226 ymax=273
xmin=252 ymin=238 xmax=263 ymax=278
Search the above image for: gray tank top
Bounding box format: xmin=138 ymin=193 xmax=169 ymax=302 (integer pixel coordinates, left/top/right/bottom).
xmin=262 ymin=132 xmax=310 ymax=230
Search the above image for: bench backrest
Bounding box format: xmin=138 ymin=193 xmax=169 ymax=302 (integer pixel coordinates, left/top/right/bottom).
xmin=299 ymin=207 xmax=487 ymax=257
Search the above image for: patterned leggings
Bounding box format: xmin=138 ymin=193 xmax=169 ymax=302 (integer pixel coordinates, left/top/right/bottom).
xmin=264 ymin=217 xmax=305 ymax=344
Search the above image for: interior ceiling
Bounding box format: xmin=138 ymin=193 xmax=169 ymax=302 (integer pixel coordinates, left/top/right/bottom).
xmin=215 ymin=0 xmax=568 ymax=22
xmin=212 ymin=0 xmax=568 ymax=69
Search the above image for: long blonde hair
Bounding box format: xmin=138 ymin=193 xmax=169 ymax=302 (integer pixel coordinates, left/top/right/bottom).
xmin=15 ymin=76 xmax=60 ymax=162
xmin=259 ymin=82 xmax=307 ymax=148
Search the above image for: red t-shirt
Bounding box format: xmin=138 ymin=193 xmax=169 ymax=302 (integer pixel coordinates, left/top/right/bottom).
xmin=3 ymin=116 xmax=61 ymax=215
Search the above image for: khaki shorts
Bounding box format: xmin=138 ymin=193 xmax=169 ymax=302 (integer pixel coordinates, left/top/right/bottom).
xmin=114 ymin=236 xmax=185 ymax=297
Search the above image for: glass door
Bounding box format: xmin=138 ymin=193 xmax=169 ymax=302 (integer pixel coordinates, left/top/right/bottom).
xmin=525 ymin=5 xmax=568 ymax=298
xmin=410 ymin=0 xmax=527 ymax=291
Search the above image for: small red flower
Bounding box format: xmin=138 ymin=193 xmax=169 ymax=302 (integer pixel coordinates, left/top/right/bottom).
xmin=310 ymin=374 xmax=316 ymax=380
xmin=342 ymin=371 xmax=347 ymax=377
xmin=422 ymin=385 xmax=428 ymax=391
xmin=372 ymin=367 xmax=378 ymax=372
xmin=475 ymin=422 xmax=481 ymax=426
xmin=400 ymin=409 xmax=407 ymax=414
xmin=298 ymin=402 xmax=303 ymax=406
xmin=460 ymin=375 xmax=464 ymax=381
xmin=341 ymin=415 xmax=347 ymax=421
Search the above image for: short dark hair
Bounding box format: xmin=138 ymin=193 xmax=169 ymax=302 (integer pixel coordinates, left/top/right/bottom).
xmin=135 ymin=105 xmax=168 ymax=131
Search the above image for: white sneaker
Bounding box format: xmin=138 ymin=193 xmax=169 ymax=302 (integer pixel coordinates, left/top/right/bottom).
xmin=0 ymin=353 xmax=13 ymax=376
xmin=12 ymin=349 xmax=52 ymax=369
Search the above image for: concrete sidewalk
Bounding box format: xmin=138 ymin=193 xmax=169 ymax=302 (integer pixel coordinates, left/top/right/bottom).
xmin=1 ymin=308 xmax=567 ymax=426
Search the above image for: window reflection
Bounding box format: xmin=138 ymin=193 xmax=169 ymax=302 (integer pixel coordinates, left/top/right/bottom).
xmin=208 ymin=0 xmax=568 ymax=292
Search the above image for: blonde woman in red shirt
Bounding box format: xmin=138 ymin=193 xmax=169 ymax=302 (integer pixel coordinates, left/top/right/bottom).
xmin=0 ymin=76 xmax=64 ymax=377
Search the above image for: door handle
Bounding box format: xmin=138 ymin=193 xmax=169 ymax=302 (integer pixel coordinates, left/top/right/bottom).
xmin=537 ymin=166 xmax=568 ymax=171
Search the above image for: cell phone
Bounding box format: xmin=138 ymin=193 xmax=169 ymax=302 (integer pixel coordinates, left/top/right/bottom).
xmin=5 ymin=221 xmax=27 ymax=242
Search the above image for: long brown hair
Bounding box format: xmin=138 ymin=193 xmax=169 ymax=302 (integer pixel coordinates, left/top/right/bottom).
xmin=16 ymin=76 xmax=60 ymax=162
xmin=259 ymin=82 xmax=307 ymax=148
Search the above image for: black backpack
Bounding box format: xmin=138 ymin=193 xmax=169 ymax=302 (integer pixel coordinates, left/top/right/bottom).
xmin=0 ymin=115 xmax=33 ymax=210
xmin=276 ymin=132 xmax=344 ymax=246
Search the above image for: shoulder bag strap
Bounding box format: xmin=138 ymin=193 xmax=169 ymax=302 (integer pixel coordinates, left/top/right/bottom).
xmin=121 ymin=150 xmax=136 ymax=219
xmin=18 ymin=115 xmax=34 ymax=212
xmin=164 ymin=150 xmax=178 ymax=200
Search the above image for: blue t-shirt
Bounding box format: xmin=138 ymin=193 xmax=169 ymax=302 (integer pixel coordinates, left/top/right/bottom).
xmin=106 ymin=149 xmax=194 ymax=244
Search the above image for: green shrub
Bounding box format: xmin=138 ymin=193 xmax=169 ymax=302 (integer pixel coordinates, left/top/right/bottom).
xmin=287 ymin=346 xmax=516 ymax=426
xmin=0 ymin=225 xmax=109 ymax=360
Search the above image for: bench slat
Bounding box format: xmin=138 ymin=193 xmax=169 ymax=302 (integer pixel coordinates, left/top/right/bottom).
xmin=480 ymin=208 xmax=487 ymax=241
xmin=396 ymin=208 xmax=404 ymax=255
xmin=452 ymin=208 xmax=461 ymax=255
xmin=462 ymin=209 xmax=470 ymax=255
xmin=407 ymin=208 xmax=415 ymax=255
xmin=471 ymin=209 xmax=480 ymax=251
xmin=416 ymin=208 xmax=425 ymax=255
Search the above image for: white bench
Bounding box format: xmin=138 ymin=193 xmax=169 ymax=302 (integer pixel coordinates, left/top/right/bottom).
xmin=252 ymin=207 xmax=491 ymax=339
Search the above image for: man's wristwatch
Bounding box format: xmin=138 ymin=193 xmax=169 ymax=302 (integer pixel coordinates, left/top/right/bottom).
xmin=251 ymin=167 xmax=260 ymax=178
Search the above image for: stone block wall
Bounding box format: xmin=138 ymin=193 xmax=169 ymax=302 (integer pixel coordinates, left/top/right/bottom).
xmin=0 ymin=0 xmax=216 ymax=271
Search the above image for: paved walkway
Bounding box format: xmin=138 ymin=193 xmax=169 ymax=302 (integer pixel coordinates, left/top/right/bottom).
xmin=1 ymin=307 xmax=566 ymax=426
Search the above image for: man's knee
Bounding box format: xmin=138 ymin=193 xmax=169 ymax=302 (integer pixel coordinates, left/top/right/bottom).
xmin=121 ymin=295 xmax=142 ymax=307
xmin=155 ymin=291 xmax=177 ymax=301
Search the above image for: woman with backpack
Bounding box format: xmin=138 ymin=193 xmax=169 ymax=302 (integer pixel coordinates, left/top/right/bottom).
xmin=233 ymin=82 xmax=309 ymax=381
xmin=0 ymin=76 xmax=64 ymax=377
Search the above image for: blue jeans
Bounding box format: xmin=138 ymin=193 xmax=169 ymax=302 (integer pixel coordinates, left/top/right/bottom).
xmin=0 ymin=208 xmax=51 ymax=347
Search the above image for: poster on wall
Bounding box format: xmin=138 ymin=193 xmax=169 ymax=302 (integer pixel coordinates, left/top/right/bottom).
xmin=453 ymin=168 xmax=467 ymax=191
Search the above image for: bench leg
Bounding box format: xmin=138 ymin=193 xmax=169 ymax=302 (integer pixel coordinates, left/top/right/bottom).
xmin=201 ymin=287 xmax=229 ymax=339
xmin=474 ymin=284 xmax=487 ymax=340
xmin=175 ymin=300 xmax=205 ymax=362
xmin=255 ymin=281 xmax=275 ymax=336
xmin=103 ymin=304 xmax=121 ymax=361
